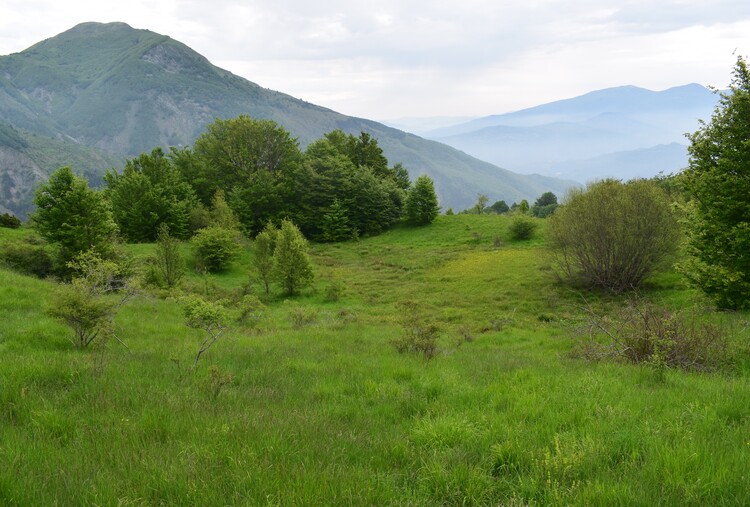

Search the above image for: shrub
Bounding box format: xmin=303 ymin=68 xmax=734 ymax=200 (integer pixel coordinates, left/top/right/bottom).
xmin=152 ymin=224 xmax=184 ymax=288
xmin=192 ymin=226 xmax=240 ymax=273
xmin=237 ymin=294 xmax=266 ymax=328
xmin=392 ymin=302 xmax=440 ymax=359
xmin=289 ymin=306 xmax=318 ymax=329
xmin=324 ymin=279 xmax=345 ymax=302
xmin=47 ymin=253 xmax=134 ymax=349
xmin=0 ymin=241 xmax=53 ymax=278
xmin=508 ymin=215 xmax=538 ymax=240
xmin=0 ymin=213 xmax=22 ymax=229
xmin=574 ymin=298 xmax=734 ymax=371
xmin=548 ymin=179 xmax=679 ymax=292
xmin=182 ymin=295 xmax=229 ymax=367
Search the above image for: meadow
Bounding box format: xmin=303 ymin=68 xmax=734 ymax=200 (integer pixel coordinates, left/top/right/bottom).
xmin=1 ymin=214 xmax=748 ymax=506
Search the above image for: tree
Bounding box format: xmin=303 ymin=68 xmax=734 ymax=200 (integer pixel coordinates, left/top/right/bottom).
xmin=254 ymin=223 xmax=278 ymax=295
xmin=33 ymin=167 xmax=118 ymax=270
xmin=320 ymin=199 xmax=353 ymax=241
xmin=489 ymin=200 xmax=509 ymax=214
xmin=518 ymin=199 xmax=530 ymax=214
xmin=104 ymin=148 xmax=197 ymax=242
xmin=681 ymin=56 xmax=750 ymax=309
xmin=548 ymin=179 xmax=679 ymax=292
xmin=272 ymin=219 xmax=314 ymax=296
xmin=192 ymin=116 xmax=304 ymax=234
xmin=532 ymin=192 xmax=559 ymax=218
xmin=473 ymin=194 xmax=489 ymax=214
xmin=405 ymin=175 xmax=440 ymax=225
xmin=534 ymin=191 xmax=558 ymax=207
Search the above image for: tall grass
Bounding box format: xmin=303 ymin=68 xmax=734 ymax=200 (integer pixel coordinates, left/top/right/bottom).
xmin=0 ymin=215 xmax=748 ymax=505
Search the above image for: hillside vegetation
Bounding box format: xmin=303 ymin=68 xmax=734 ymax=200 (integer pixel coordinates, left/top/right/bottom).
xmin=1 ymin=215 xmax=748 ymax=505
xmin=0 ymin=22 xmax=572 ymax=217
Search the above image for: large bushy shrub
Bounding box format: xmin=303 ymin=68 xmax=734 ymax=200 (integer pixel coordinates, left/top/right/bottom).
xmin=548 ymin=179 xmax=678 ymax=292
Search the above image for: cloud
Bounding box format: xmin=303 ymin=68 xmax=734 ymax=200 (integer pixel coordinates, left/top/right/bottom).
xmin=1 ymin=0 xmax=748 ymax=118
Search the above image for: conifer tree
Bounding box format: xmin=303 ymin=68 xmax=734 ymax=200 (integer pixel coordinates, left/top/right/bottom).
xmin=405 ymin=175 xmax=440 ymax=225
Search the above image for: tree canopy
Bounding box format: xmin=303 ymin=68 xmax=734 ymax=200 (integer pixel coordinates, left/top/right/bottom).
xmin=682 ymin=56 xmax=750 ymax=309
xmin=33 ymin=166 xmax=117 ymax=269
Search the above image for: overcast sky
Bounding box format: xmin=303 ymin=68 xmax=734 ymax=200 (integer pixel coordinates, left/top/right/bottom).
xmin=1 ymin=0 xmax=748 ymax=120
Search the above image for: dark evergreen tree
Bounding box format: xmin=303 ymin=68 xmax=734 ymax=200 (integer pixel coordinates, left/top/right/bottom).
xmin=405 ymin=175 xmax=440 ymax=225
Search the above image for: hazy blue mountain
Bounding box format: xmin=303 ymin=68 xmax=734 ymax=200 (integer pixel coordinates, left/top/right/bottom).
xmin=545 ymin=143 xmax=689 ymax=183
xmin=380 ymin=116 xmax=478 ymax=136
xmin=427 ymin=84 xmax=717 ymax=180
xmin=0 ymin=22 xmax=573 ymax=218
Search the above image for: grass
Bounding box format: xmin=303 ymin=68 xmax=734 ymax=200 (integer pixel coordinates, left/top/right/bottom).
xmin=1 ymin=215 xmax=749 ymax=505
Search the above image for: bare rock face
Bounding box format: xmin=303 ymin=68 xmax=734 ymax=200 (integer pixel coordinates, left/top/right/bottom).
xmin=0 ymin=147 xmax=47 ymax=219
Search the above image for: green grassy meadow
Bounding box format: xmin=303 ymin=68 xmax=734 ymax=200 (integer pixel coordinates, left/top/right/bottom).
xmin=1 ymin=215 xmax=749 ymax=505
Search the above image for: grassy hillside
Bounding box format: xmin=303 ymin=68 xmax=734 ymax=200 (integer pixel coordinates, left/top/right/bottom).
xmin=1 ymin=216 xmax=748 ymax=505
xmin=0 ymin=22 xmax=574 ymax=217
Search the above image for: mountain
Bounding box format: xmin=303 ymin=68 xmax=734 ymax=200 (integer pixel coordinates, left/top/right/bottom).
xmin=427 ymin=84 xmax=717 ymax=180
xmin=0 ymin=22 xmax=573 ymax=218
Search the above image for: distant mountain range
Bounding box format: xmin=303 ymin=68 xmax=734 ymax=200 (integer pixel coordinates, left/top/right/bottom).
xmin=0 ymin=22 xmax=572 ymax=218
xmin=422 ymin=84 xmax=718 ymax=182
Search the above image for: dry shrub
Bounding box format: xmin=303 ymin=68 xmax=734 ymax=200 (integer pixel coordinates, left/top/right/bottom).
xmin=392 ymin=302 xmax=440 ymax=359
xmin=574 ymin=297 xmax=737 ymax=371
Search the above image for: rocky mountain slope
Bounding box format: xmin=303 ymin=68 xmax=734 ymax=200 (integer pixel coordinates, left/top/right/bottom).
xmin=0 ymin=22 xmax=573 ymax=217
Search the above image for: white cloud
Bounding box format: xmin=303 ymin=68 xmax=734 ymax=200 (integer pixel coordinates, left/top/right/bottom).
xmin=1 ymin=0 xmax=748 ymax=118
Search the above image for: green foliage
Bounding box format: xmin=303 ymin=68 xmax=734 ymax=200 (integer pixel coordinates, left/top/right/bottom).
xmin=682 ymin=56 xmax=750 ymax=309
xmin=272 ymin=219 xmax=314 ymax=296
xmin=0 ymin=237 xmax=53 ymax=278
xmin=392 ymin=302 xmax=439 ymax=359
xmin=182 ymin=294 xmax=228 ymax=367
xmin=151 ymin=224 xmax=184 ymax=288
xmin=548 ymin=179 xmax=679 ymax=292
xmin=253 ymin=223 xmax=278 ymax=295
xmin=489 ymin=200 xmax=509 ymax=214
xmin=192 ymin=227 xmax=240 ymax=273
xmin=531 ymin=192 xmax=559 ymax=217
xmin=0 ymin=212 xmax=22 ymax=228
xmin=320 ymin=199 xmax=352 ymax=242
xmin=405 ymin=175 xmax=440 ymax=225
xmin=508 ymin=214 xmax=538 ymax=240
xmin=104 ymin=148 xmax=197 ymax=242
xmin=208 ymin=189 xmax=241 ymax=232
xmin=518 ymin=199 xmax=530 ymax=214
xmin=46 ymin=252 xmax=131 ymax=349
xmin=32 ymin=166 xmax=118 ymax=271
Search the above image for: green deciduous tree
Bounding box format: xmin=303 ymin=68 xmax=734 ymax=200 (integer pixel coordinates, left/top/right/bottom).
xmin=405 ymin=175 xmax=440 ymax=225
xmin=681 ymin=56 xmax=750 ymax=309
xmin=548 ymin=179 xmax=679 ymax=292
xmin=254 ymin=223 xmax=278 ymax=295
xmin=33 ymin=167 xmax=118 ymax=270
xmin=272 ymin=219 xmax=314 ymax=296
xmin=104 ymin=148 xmax=197 ymax=242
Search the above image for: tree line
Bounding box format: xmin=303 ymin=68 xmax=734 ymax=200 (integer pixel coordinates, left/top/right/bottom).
xmin=29 ymin=117 xmax=441 ymax=274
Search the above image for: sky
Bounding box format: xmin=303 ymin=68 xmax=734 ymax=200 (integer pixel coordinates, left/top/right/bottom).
xmin=1 ymin=0 xmax=749 ymax=120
